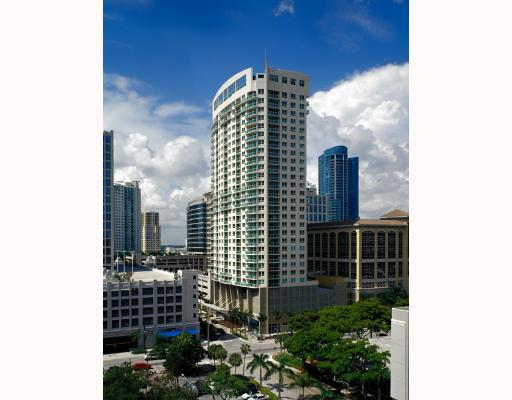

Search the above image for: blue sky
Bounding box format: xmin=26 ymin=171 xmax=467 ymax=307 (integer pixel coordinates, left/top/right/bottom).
xmin=104 ymin=0 xmax=409 ymax=244
xmin=104 ymin=0 xmax=408 ymax=106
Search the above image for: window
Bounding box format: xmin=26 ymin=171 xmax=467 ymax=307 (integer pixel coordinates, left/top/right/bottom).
xmin=351 ymin=262 xmax=357 ymax=279
xmin=143 ymin=298 xmax=153 ymax=305
xmin=143 ymin=307 xmax=153 ymax=315
xmin=299 ymin=80 xmax=305 ymax=87
xmin=112 ymin=320 xmax=119 ymax=329
xmin=321 ymin=233 xmax=328 ymax=257
xmin=142 ymin=288 xmax=153 ymax=296
xmin=166 ymin=287 xmax=173 ymax=294
xmin=270 ymin=74 xmax=278 ymax=82
xmin=399 ymin=232 xmax=403 ymax=258
xmin=131 ymin=309 xmax=139 ymax=316
xmin=388 ymin=232 xmax=396 ymax=258
xmin=291 ymin=78 xmax=296 ymax=85
xmin=111 ymin=299 xmax=119 ymax=307
xmin=388 ymin=262 xmax=396 ymax=277
xmin=338 ymin=232 xmax=349 ymax=258
xmin=143 ymin=317 xmax=154 ymax=326
xmin=131 ymin=298 xmax=138 ymax=306
xmin=398 ymin=261 xmax=403 ymax=277
xmin=338 ymin=262 xmax=349 ymax=277
xmin=362 ymin=263 xmax=375 ymax=279
xmin=112 ymin=310 xmax=119 ymax=317
xmin=314 ymin=234 xmax=321 ymax=257
xmin=329 ymin=261 xmax=336 ymax=276
xmin=329 ymin=233 xmax=336 ymax=258
xmin=132 ymin=318 xmax=139 ymax=326
xmin=362 ymin=231 xmax=375 ymax=259
xmin=281 ymin=77 xmax=288 ymax=84
xmin=351 ymin=231 xmax=357 ymax=259
xmin=377 ymin=232 xmax=386 ymax=258
xmin=377 ymin=262 xmax=386 ymax=278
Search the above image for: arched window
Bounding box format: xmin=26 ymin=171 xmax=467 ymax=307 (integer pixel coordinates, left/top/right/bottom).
xmin=377 ymin=231 xmax=386 ymax=259
xmin=329 ymin=233 xmax=336 ymax=258
xmin=321 ymin=233 xmax=328 ymax=257
xmin=350 ymin=231 xmax=357 ymax=259
xmin=314 ymin=234 xmax=321 ymax=257
xmin=338 ymin=232 xmax=349 ymax=259
xmin=362 ymin=231 xmax=375 ymax=259
xmin=388 ymin=232 xmax=396 ymax=258
xmin=398 ymin=231 xmax=403 ymax=258
xmin=307 ymin=234 xmax=313 ymax=257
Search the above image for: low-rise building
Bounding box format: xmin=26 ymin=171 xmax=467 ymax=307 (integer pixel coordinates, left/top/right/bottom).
xmin=307 ymin=211 xmax=409 ymax=303
xmin=103 ymin=266 xmax=199 ymax=350
xmin=198 ymin=272 xmax=211 ymax=301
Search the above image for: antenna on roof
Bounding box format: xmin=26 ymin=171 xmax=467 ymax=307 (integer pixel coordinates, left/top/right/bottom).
xmin=264 ymin=48 xmax=268 ymax=71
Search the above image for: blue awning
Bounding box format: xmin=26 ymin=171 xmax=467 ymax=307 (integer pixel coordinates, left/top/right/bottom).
xmin=158 ymin=328 xmax=199 ymax=338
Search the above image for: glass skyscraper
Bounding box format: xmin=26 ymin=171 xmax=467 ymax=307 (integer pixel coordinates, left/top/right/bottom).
xmin=113 ymin=181 xmax=142 ymax=256
xmin=318 ymin=145 xmax=359 ymax=221
xmin=186 ymin=196 xmax=207 ymax=254
xmin=103 ymin=130 xmax=114 ymax=269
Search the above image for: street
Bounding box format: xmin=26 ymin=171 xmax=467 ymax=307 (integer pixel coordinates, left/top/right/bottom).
xmin=104 ymin=334 xmax=320 ymax=399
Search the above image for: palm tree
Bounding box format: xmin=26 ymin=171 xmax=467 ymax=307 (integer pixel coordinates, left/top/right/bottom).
xmin=247 ymin=353 xmax=272 ymax=387
xmin=240 ymin=344 xmax=251 ymax=377
xmin=272 ymin=310 xmax=286 ymax=333
xmin=288 ymin=372 xmax=316 ymax=400
xmin=257 ymin=313 xmax=267 ymax=339
xmin=264 ymin=362 xmax=293 ymax=400
xmin=228 ymin=352 xmax=242 ymax=374
xmin=208 ymin=344 xmax=226 ymax=366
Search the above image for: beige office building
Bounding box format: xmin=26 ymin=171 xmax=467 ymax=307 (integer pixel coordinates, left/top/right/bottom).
xmin=308 ymin=210 xmax=409 ymax=303
xmin=141 ymin=211 xmax=161 ymax=254
xmin=209 ymin=66 xmax=340 ymax=334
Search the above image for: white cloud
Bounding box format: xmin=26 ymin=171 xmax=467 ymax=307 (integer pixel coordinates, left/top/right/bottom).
xmin=273 ymin=0 xmax=295 ymax=16
xmin=154 ymin=101 xmax=201 ymax=118
xmin=307 ymin=63 xmax=409 ymax=217
xmin=104 ymin=74 xmax=210 ymax=244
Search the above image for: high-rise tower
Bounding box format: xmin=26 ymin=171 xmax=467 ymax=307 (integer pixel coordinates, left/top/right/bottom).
xmin=187 ymin=196 xmax=207 ymax=254
xmin=103 ymin=130 xmax=114 ymax=269
xmin=114 ymin=181 xmax=142 ymax=256
xmin=141 ymin=211 xmax=161 ymax=254
xmin=318 ymin=146 xmax=359 ymax=222
xmin=210 ymin=67 xmax=331 ymax=334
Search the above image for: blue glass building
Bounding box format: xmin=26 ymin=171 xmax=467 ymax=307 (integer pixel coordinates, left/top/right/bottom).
xmin=187 ymin=197 xmax=207 ymax=253
xmin=318 ymin=145 xmax=359 ymax=222
xmin=103 ymin=130 xmax=114 ymax=268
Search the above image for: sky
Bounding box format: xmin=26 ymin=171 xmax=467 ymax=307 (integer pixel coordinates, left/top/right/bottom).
xmin=104 ymin=0 xmax=409 ymax=244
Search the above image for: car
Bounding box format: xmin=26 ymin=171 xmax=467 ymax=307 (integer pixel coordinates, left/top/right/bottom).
xmin=241 ymin=394 xmax=252 ymax=400
xmin=133 ymin=362 xmax=152 ymax=370
xmin=144 ymin=352 xmax=161 ymax=360
xmin=250 ymin=393 xmax=268 ymax=400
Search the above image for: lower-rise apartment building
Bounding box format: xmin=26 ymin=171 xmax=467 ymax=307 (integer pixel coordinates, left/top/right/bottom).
xmin=103 ymin=266 xmax=199 ymax=351
xmin=307 ymin=211 xmax=408 ymax=303
xmin=144 ymin=253 xmax=207 ymax=273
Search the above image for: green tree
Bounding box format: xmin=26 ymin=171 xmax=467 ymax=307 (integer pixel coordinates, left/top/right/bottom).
xmin=288 ymin=372 xmax=317 ymax=400
xmin=240 ymin=343 xmax=251 ymax=377
xmin=310 ymin=383 xmax=341 ymax=400
xmin=103 ymin=362 xmax=147 ymax=400
xmin=247 ymin=353 xmax=272 ymax=387
xmin=257 ymin=313 xmax=267 ymax=338
xmin=272 ymin=310 xmax=285 ymax=332
xmin=163 ymin=332 xmax=203 ymax=385
xmin=146 ymin=374 xmax=198 ymax=400
xmin=228 ymin=352 xmax=243 ymax=374
xmin=264 ymin=362 xmax=294 ymax=400
xmin=205 ymin=364 xmax=246 ymax=400
xmin=208 ymin=344 xmax=227 ymax=366
xmin=377 ymin=286 xmax=408 ymax=307
xmin=274 ymin=333 xmax=288 ymax=353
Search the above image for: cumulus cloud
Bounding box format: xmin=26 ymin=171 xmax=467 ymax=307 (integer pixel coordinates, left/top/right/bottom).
xmin=274 ymin=0 xmax=295 ymax=16
xmin=104 ymin=74 xmax=210 ymax=244
xmin=307 ymin=63 xmax=409 ymax=217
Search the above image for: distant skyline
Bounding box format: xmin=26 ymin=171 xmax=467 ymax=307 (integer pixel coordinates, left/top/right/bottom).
xmin=104 ymin=0 xmax=409 ymax=243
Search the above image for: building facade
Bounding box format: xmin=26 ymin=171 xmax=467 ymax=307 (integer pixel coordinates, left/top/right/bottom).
xmin=391 ymin=307 xmax=409 ymax=400
xmin=308 ymin=214 xmax=409 ymax=303
xmin=318 ymin=145 xmax=359 ymax=222
xmin=187 ymin=197 xmax=207 ymax=254
xmin=103 ymin=130 xmax=114 ymax=269
xmin=145 ymin=253 xmax=207 ymax=273
xmin=210 ymin=66 xmax=338 ymax=333
xmin=141 ymin=211 xmax=161 ymax=254
xmin=114 ymin=181 xmax=142 ymax=256
xmin=103 ymin=267 xmax=199 ymax=349
xmin=306 ymin=184 xmax=328 ymax=223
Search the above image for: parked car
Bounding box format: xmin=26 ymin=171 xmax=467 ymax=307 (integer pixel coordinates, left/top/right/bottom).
xmin=133 ymin=362 xmax=152 ymax=370
xmin=250 ymin=393 xmax=268 ymax=400
xmin=144 ymin=351 xmax=162 ymax=360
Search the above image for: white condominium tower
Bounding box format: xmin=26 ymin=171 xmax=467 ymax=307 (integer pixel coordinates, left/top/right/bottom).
xmin=210 ymin=66 xmax=328 ymax=334
xmin=141 ymin=211 xmax=161 ymax=254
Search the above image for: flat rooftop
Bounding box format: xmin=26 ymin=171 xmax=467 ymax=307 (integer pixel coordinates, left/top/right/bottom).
xmin=104 ymin=266 xmax=178 ymax=283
